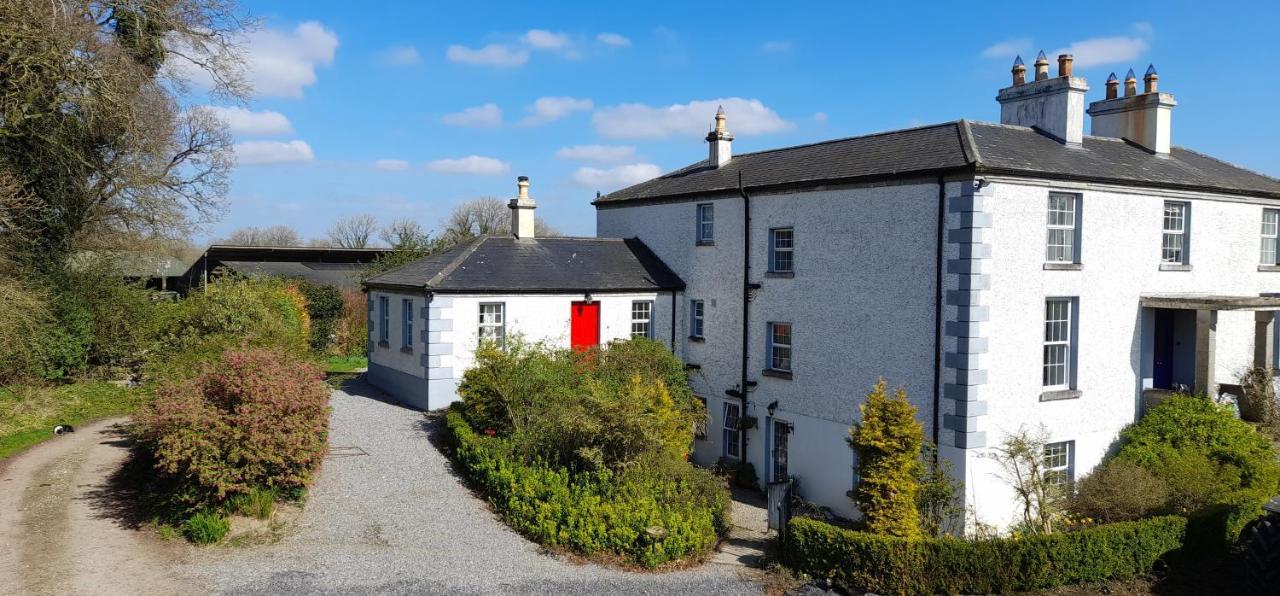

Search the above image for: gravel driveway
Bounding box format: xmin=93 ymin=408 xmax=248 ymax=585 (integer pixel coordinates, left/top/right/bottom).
xmin=178 ymin=381 xmax=761 ymax=595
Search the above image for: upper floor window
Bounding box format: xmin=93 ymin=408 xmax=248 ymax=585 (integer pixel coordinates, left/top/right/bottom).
xmin=767 ymin=322 xmax=792 ymax=372
xmin=630 ymin=300 xmax=653 ymax=338
xmin=690 ymin=299 xmax=705 ymax=338
xmin=696 ymin=203 xmax=714 ymax=244
xmin=401 ymin=298 xmax=413 ymax=349
xmin=1046 ymin=193 xmax=1079 ymax=263
xmin=1262 ymin=209 xmax=1279 ymax=265
xmin=1043 ymin=298 xmax=1074 ymax=389
xmin=377 ymin=296 xmax=390 ymax=344
xmin=478 ymin=302 xmax=505 ymax=347
xmin=1161 ymin=201 xmax=1189 ymax=265
xmin=769 ymin=228 xmax=794 ymax=273
xmin=1043 ymin=440 xmax=1074 ymax=490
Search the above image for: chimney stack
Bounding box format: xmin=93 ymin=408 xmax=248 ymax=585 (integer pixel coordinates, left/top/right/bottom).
xmin=706 ymin=105 xmax=734 ymax=167
xmin=1088 ymin=64 xmax=1176 ymax=154
xmin=509 ymin=175 xmax=536 ymax=239
xmin=997 ymin=49 xmax=1088 ymax=145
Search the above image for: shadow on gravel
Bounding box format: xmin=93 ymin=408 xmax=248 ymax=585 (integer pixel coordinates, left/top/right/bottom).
xmin=81 ymin=427 xmax=186 ymax=531
xmin=336 ymin=376 xmax=425 ymax=413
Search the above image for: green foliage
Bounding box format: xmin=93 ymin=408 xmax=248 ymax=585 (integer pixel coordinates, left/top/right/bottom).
xmin=457 ymin=338 xmax=704 ymax=473
xmin=1069 ymin=459 xmax=1170 ymax=523
xmin=227 ymin=487 xmax=277 ymax=520
xmin=984 ymin=426 xmax=1064 ymax=535
xmin=0 ymin=382 xmax=143 ymax=459
xmin=182 ymin=510 xmax=230 ymax=545
xmin=916 ymin=443 xmax=963 ymax=537
xmin=1114 ymin=393 xmax=1280 ymax=514
xmin=132 ymin=346 xmax=330 ymax=505
xmin=0 ymin=278 xmax=53 ymax=383
xmin=323 ymin=355 xmax=367 ymax=374
xmin=715 ymin=457 xmax=759 ymax=489
xmin=332 ymin=289 xmax=367 ymax=357
xmin=849 ymin=379 xmax=924 ymax=539
xmin=445 ymin=410 xmax=728 ymax=568
xmin=296 ymin=281 xmax=344 ymax=354
xmin=785 ymin=515 xmax=1187 ymax=594
xmin=1240 ymin=366 xmax=1280 ymax=440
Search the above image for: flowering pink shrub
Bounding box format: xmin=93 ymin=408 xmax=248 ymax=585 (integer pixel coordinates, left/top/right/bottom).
xmin=134 ymin=347 xmax=330 ymax=503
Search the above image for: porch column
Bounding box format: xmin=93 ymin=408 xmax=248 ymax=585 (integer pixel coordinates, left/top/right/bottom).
xmin=1255 ymin=311 xmax=1275 ymax=369
xmin=1194 ymin=309 xmax=1217 ymax=396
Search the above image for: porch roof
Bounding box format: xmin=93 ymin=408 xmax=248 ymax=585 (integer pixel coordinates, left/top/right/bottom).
xmin=1140 ymin=293 xmax=1280 ymax=311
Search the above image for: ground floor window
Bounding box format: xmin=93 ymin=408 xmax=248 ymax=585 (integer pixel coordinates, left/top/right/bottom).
xmin=722 ymin=402 xmax=741 ymax=458
xmin=479 ymin=302 xmax=505 ymax=347
xmin=1043 ymin=440 xmax=1074 ymax=490
xmin=630 ymin=300 xmax=653 ymax=338
xmin=771 ymin=419 xmax=791 ymax=482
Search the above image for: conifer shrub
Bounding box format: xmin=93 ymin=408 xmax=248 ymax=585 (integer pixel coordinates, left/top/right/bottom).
xmin=848 ymin=379 xmax=924 ymax=539
xmin=133 ymin=346 xmax=330 ymax=505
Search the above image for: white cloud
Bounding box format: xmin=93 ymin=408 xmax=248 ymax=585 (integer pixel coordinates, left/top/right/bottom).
xmin=1054 ymin=33 xmax=1150 ymax=68
xmin=572 ymin=163 xmax=661 ymax=190
xmin=596 ymin=32 xmax=631 ymax=47
xmin=555 ymin=145 xmax=636 ymax=163
xmin=761 ymin=41 xmax=792 ymax=53
xmin=520 ymin=96 xmax=593 ymax=126
xmin=522 ymin=29 xmax=571 ymax=50
xmin=380 ymin=45 xmax=422 ymax=66
xmin=234 ymin=140 xmax=315 ymax=165
xmin=374 ymin=159 xmax=410 ymax=172
xmin=167 ymin=21 xmax=338 ymax=99
xmin=198 ymin=106 xmax=293 ymax=136
xmin=446 ymin=43 xmax=529 ymax=67
xmin=442 ymin=103 xmax=504 ymax=127
xmin=593 ymin=97 xmax=793 ymax=139
xmin=426 ymin=155 xmax=510 ymax=175
xmin=981 ymin=37 xmax=1032 ymax=59
xmin=812 ymin=111 xmax=828 ymax=123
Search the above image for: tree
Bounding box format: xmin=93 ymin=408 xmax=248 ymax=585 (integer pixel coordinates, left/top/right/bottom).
xmin=379 ymin=218 xmax=430 ymax=249
xmin=848 ymin=379 xmax=924 ymax=539
xmin=0 ymin=0 xmax=249 ymax=272
xmin=327 ymin=214 xmax=378 ymax=248
xmin=221 ymin=225 xmax=302 ymax=246
xmin=440 ymin=198 xmax=562 ymax=245
xmin=983 ymin=426 xmax=1063 ymax=534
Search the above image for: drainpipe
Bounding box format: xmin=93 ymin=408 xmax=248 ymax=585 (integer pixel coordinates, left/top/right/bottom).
xmin=669 ymin=290 xmax=677 ymax=352
xmin=735 ymin=172 xmax=753 ymax=460
xmin=931 ymin=176 xmax=946 ymax=451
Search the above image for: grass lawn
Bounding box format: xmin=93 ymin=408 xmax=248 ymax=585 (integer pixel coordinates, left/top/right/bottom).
xmin=324 ymin=355 xmax=367 ymax=374
xmin=0 ymin=382 xmax=145 ymax=459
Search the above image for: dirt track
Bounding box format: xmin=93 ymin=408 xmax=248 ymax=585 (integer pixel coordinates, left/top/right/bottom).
xmin=0 ymin=418 xmax=197 ymax=596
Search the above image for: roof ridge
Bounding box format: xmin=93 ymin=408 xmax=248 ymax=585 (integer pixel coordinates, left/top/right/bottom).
xmin=427 ymin=236 xmax=487 ymax=288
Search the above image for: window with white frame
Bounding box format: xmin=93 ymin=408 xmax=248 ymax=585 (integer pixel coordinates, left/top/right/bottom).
xmin=478 ymin=303 xmax=505 ymax=347
xmin=690 ymin=299 xmax=705 ymax=338
xmin=1161 ymin=201 xmax=1189 ymax=264
xmin=1043 ymin=299 xmax=1073 ymax=388
xmin=770 ymin=228 xmax=794 ymax=273
xmin=768 ymin=322 xmax=792 ymax=372
xmin=630 ymin=300 xmax=653 ymax=338
xmin=696 ymin=203 xmax=714 ymax=244
xmin=722 ymin=402 xmax=741 ymax=458
xmin=1043 ymin=441 xmax=1074 ymax=490
xmin=1262 ymin=209 xmax=1279 ymax=265
xmin=377 ymin=296 xmax=389 ymax=344
xmin=1046 ymin=193 xmax=1079 ymax=263
xmin=401 ymin=298 xmax=413 ymax=349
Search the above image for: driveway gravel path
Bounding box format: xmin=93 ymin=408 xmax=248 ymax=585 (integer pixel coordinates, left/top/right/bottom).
xmin=178 ymin=381 xmax=761 ymax=595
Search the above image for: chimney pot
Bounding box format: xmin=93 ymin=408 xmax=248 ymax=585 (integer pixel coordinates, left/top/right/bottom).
xmin=1011 ymin=55 xmax=1026 ymax=85
xmin=509 ymin=176 xmax=536 ymax=239
xmin=1088 ymin=67 xmax=1176 ymax=154
xmin=1105 ymin=72 xmax=1119 ymax=100
xmin=706 ymin=106 xmax=733 ymax=167
xmin=1033 ymin=50 xmax=1050 ymax=81
xmin=1143 ymin=64 xmax=1159 ymax=93
xmin=1057 ymin=54 xmax=1074 ymax=78
xmin=1124 ymin=68 xmax=1138 ymax=97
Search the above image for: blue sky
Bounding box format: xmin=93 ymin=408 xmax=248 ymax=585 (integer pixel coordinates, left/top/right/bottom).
xmin=197 ymin=0 xmax=1280 ymax=243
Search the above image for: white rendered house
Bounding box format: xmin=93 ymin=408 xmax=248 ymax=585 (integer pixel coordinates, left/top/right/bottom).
xmin=363 ymin=176 xmax=683 ymax=411
xmin=594 ymin=55 xmax=1280 ymax=527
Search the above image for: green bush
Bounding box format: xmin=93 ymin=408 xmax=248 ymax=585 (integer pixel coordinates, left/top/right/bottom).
xmin=849 ymin=379 xmax=924 ymax=539
xmin=1114 ymin=394 xmax=1280 ymax=514
xmin=227 ymin=486 xmax=277 ymax=520
xmin=785 ymin=515 xmax=1187 ymax=594
xmin=132 ymin=346 xmax=330 ymax=505
xmin=182 ymin=510 xmax=230 ymax=544
xmin=445 ymin=410 xmax=728 ymax=568
xmin=0 ymin=278 xmax=52 ymax=383
xmin=1070 ymin=459 xmax=1170 ymax=523
xmin=297 ymin=281 xmax=344 ymax=354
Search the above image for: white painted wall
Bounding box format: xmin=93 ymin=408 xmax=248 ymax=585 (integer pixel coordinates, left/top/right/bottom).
xmin=367 ymin=289 xmax=423 ymax=376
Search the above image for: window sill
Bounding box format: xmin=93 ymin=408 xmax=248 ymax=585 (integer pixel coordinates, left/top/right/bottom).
xmin=1260 ymin=265 xmax=1280 ymax=273
xmin=1159 ymin=263 xmax=1192 ymax=272
xmin=765 ymin=271 xmax=795 ymax=279
xmin=1043 ymin=262 xmax=1082 ymax=271
xmin=696 ymin=240 xmax=715 ymax=247
xmin=399 ymin=347 xmax=414 ymax=354
xmin=1039 ymin=389 xmax=1081 ymax=402
xmin=762 ymin=368 xmax=793 ymax=380
xmin=377 ymin=340 xmax=390 ymax=349
xmin=684 ymin=363 xmax=702 ymax=371
xmin=688 ymin=336 xmax=706 ymax=343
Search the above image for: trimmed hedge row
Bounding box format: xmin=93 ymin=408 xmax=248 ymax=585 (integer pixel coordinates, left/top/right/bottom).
xmin=444 ymin=410 xmax=728 ymax=568
xmin=785 ymin=516 xmax=1187 ymax=594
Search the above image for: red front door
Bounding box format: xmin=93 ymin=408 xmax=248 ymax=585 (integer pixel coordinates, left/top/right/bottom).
xmin=570 ymin=301 xmax=600 ymax=351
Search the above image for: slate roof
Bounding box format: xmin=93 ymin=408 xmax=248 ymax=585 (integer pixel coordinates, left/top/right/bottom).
xmin=596 ymin=120 xmax=1280 ymax=203
xmin=363 ymin=236 xmax=685 ymax=293
xmin=220 ymin=261 xmax=366 ymax=289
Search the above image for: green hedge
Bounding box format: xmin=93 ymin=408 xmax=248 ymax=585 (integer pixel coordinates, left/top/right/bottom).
xmin=445 ymin=410 xmax=728 ymax=568
xmin=785 ymin=516 xmax=1187 ymax=594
